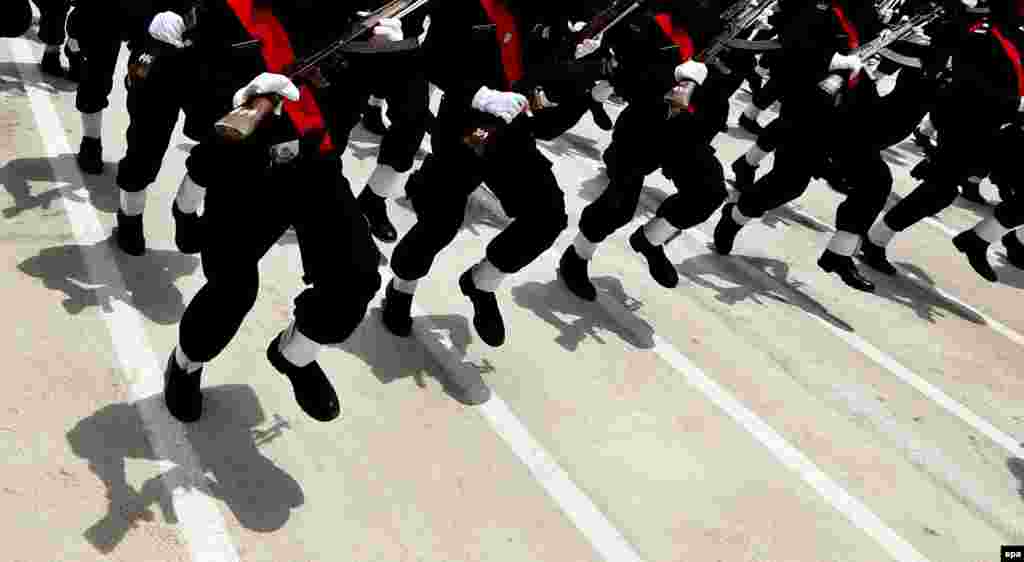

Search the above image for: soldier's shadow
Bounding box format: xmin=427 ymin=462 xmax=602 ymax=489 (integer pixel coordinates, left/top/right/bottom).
xmin=0 ymin=61 xmax=78 ymax=96
xmin=869 ymin=261 xmax=986 ymax=325
xmin=992 ymin=253 xmax=1024 ymax=290
xmin=17 ymin=238 xmax=199 ymax=324
xmin=336 ymin=310 xmax=494 ymax=406
xmin=0 ymin=155 xmax=120 ymax=218
xmin=510 ymin=277 xmax=655 ymax=352
xmin=541 ymin=131 xmax=604 ymax=162
xmin=677 ymin=250 xmax=855 ymax=333
xmin=67 ymin=386 xmax=303 ymax=555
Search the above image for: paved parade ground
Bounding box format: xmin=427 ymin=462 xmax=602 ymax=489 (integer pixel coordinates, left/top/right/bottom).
xmin=4 ymin=31 xmax=1024 ymax=562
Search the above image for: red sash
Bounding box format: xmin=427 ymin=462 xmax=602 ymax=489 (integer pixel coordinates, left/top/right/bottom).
xmin=992 ymin=25 xmax=1024 ymax=97
xmin=654 ymin=13 xmax=697 ymax=114
xmin=227 ymin=0 xmax=334 ymax=153
xmin=831 ymin=2 xmax=861 ymax=89
xmin=479 ymin=0 xmax=524 ymax=88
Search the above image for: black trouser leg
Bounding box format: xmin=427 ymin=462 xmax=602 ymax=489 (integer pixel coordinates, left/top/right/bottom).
xmin=117 ymin=50 xmax=183 ymax=192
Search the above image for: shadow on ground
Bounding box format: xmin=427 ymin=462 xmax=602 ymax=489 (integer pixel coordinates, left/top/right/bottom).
xmin=0 ymin=61 xmax=78 ymax=97
xmin=67 ymin=385 xmax=303 ymax=554
xmin=871 ymin=261 xmax=987 ymax=325
xmin=17 ymin=238 xmax=199 ymax=324
xmin=1 ymin=154 xmax=120 ymax=218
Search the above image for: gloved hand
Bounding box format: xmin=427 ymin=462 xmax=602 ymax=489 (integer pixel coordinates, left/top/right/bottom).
xmin=373 ymin=17 xmax=403 ymax=42
xmin=591 ymin=80 xmax=614 ymax=102
xmin=149 ymin=11 xmax=189 ymax=48
xmin=233 ymin=73 xmax=301 ymax=115
xmin=471 ymin=86 xmax=529 ymax=124
xmin=829 ymin=53 xmax=864 ymax=75
xmin=674 ymin=60 xmax=708 ymax=86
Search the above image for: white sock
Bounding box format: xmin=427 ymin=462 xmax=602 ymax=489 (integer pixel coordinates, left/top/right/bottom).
xmin=278 ymin=320 xmax=321 ymax=368
xmin=44 ymin=44 xmax=59 ymax=54
xmin=974 ymin=217 xmax=1011 ymax=244
xmin=120 ymin=190 xmax=147 ymax=217
xmin=867 ymin=218 xmax=897 ymax=248
xmin=392 ymin=276 xmax=418 ymax=295
xmin=367 ymin=163 xmax=406 ymax=200
xmin=81 ymin=112 xmax=102 ymax=140
xmin=743 ymin=104 xmax=762 ymax=120
xmin=826 ymin=230 xmax=860 ymax=256
xmin=745 ymin=144 xmax=769 ymax=167
xmin=731 ymin=205 xmax=753 ymax=225
xmin=175 ymin=175 xmax=206 ymax=215
xmin=66 ymin=38 xmax=80 ymax=53
xmin=966 ymin=176 xmax=983 ymax=185
xmin=174 ymin=345 xmax=203 ymax=374
xmin=573 ymin=232 xmax=598 ymax=260
xmin=471 ymin=259 xmax=507 ymax=292
xmin=643 ymin=217 xmax=679 ymax=246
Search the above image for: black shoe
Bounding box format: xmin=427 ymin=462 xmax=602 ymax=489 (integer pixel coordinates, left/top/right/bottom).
xmin=909 ymin=158 xmax=933 ymax=181
xmin=164 ymin=351 xmax=203 ymax=423
xmin=115 ymin=211 xmax=146 ymax=256
xmin=558 ymin=246 xmax=597 ymax=301
xmin=714 ymin=203 xmax=744 ymax=255
xmin=459 ymin=269 xmax=506 ymax=347
xmin=858 ymin=240 xmax=898 ymax=276
xmin=1003 ymin=231 xmax=1024 ymax=269
xmin=358 ymin=187 xmax=398 ymax=243
xmin=959 ymin=183 xmax=988 ymax=205
xmin=64 ymin=46 xmax=82 ymax=82
xmin=381 ymin=281 xmax=414 ymax=337
xmin=629 ymin=226 xmax=679 ymax=288
xmin=953 ymin=230 xmax=997 ymax=282
xmin=77 ymin=137 xmax=104 ymax=175
xmin=266 ymin=333 xmax=341 ymax=422
xmin=172 ymin=201 xmax=203 ymax=254
xmin=362 ymin=104 xmax=389 ymax=136
xmin=738 ymin=113 xmax=764 ymax=136
xmin=731 ymin=156 xmax=756 ymax=193
xmin=39 ymin=50 xmax=64 ymax=78
xmin=818 ymin=249 xmax=875 ymax=293
xmin=590 ymin=100 xmax=613 ymax=131
xmin=912 ymin=128 xmax=937 ymax=156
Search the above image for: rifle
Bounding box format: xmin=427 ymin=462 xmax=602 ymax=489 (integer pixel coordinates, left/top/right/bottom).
xmin=213 ymin=0 xmax=430 ymax=143
xmin=818 ymin=4 xmax=945 ymax=101
xmin=664 ymin=0 xmax=779 ymax=116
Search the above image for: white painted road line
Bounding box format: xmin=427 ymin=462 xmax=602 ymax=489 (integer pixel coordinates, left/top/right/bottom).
xmin=407 ymin=304 xmax=648 ymax=562
xmin=6 ymin=37 xmax=240 ymax=562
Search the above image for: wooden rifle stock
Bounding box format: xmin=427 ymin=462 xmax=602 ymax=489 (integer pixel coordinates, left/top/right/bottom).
xmin=214 ymin=95 xmax=280 ymax=143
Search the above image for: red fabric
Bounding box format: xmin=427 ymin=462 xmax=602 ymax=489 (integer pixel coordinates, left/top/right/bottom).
xmin=226 ymin=0 xmax=334 ymax=152
xmin=992 ymin=25 xmax=1024 ymax=97
xmin=479 ymin=0 xmax=524 ymax=88
xmin=654 ymin=13 xmax=697 ymax=114
xmin=831 ymin=2 xmax=862 ymax=89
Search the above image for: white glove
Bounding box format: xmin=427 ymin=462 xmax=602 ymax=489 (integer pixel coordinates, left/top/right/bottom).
xmin=1018 ymin=96 xmax=1024 ymax=113
xmin=232 ymin=73 xmax=301 ymax=115
xmin=674 ymin=60 xmax=708 ymax=86
xmin=829 ymin=52 xmax=863 ymax=75
xmin=576 ymin=36 xmax=602 ymax=59
xmin=961 ymin=0 xmax=978 ymax=8
xmin=591 ymin=80 xmax=614 ymax=102
xmin=149 ymin=11 xmax=189 ymax=48
xmin=373 ymin=17 xmax=403 ymax=42
xmin=471 ymin=86 xmax=529 ymax=124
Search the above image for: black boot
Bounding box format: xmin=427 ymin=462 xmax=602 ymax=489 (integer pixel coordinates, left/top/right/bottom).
xmin=818 ymin=249 xmax=875 ymax=292
xmin=115 ymin=211 xmax=146 ymax=256
xmin=590 ymin=100 xmax=613 ymax=131
xmin=629 ymin=226 xmax=679 ymax=288
xmin=77 ymin=137 xmax=104 ymax=175
xmin=362 ymin=103 xmax=389 ymax=136
xmin=858 ymin=240 xmax=898 ymax=276
xmin=39 ymin=49 xmax=64 ymax=77
xmin=172 ymin=201 xmax=203 ymax=254
xmin=959 ymin=182 xmax=988 ymax=205
xmin=731 ymin=156 xmax=756 ymax=193
xmin=164 ymin=351 xmax=203 ymax=423
xmin=558 ymin=246 xmax=597 ymax=301
xmin=357 ymin=187 xmax=398 ymax=243
xmin=266 ymin=333 xmax=341 ymax=422
xmin=459 ymin=268 xmax=506 ymax=347
xmin=714 ymin=203 xmax=745 ymax=255
xmin=381 ymin=281 xmax=414 ymax=337
xmin=1003 ymin=231 xmax=1024 ymax=270
xmin=738 ymin=113 xmax=764 ymax=136
xmin=64 ymin=45 xmax=82 ymax=82
xmin=952 ymin=230 xmax=998 ymax=282
xmin=909 ymin=158 xmax=933 ymax=181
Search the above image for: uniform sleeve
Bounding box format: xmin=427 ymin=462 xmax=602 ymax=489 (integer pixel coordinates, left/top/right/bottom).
xmin=605 ymin=15 xmax=678 ymax=99
xmin=957 ymin=40 xmax=1021 ymax=119
xmin=777 ymin=3 xmax=835 ymax=79
xmin=421 ymin=0 xmax=492 ymax=108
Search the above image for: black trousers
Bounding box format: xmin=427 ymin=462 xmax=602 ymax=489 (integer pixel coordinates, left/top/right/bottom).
xmin=390 ymin=99 xmax=568 ymax=281
xmin=752 ymin=72 xmax=784 ymax=111
xmin=869 ymin=68 xmax=938 ymax=150
xmin=1 ymin=1 xmax=33 ymax=38
xmin=321 ymin=52 xmax=430 ymax=174
xmin=178 ymin=135 xmax=382 ymax=362
xmin=68 ymin=7 xmax=121 ymax=114
xmin=580 ymin=101 xmax=726 ymax=243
